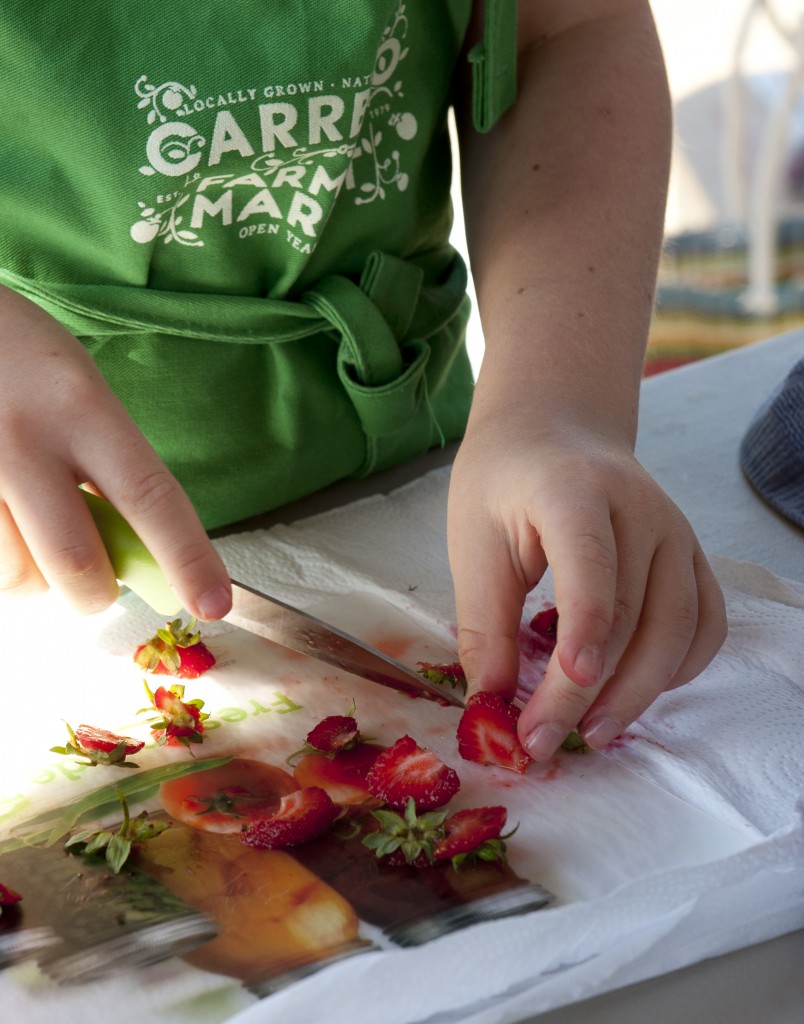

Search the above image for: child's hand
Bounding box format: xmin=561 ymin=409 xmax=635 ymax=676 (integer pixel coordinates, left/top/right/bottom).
xmin=447 ymin=414 xmax=727 ymax=762
xmin=0 ymin=285 xmax=231 ymax=619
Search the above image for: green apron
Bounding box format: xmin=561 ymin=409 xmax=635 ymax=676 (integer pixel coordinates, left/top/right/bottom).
xmin=0 ymin=0 xmax=516 ymax=529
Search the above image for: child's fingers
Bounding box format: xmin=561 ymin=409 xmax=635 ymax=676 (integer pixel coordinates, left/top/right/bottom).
xmin=0 ymin=500 xmax=48 ymax=598
xmin=448 ymin=484 xmax=550 ymax=696
xmin=538 ymin=490 xmax=623 ymax=691
xmin=86 ymin=425 xmax=231 ymax=621
xmin=578 ymin=544 xmax=726 ymax=746
xmin=3 ymin=478 xmax=120 ymax=614
xmin=450 ymin=527 xmax=525 ymax=698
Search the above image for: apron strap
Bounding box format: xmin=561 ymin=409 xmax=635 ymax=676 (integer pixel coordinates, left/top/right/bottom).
xmin=469 ymin=0 xmax=518 ymax=133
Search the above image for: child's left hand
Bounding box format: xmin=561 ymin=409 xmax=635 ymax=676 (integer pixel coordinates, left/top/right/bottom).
xmin=447 ymin=411 xmax=727 ymax=763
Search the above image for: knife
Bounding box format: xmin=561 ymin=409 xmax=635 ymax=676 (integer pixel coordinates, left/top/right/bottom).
xmin=84 ymin=492 xmax=464 ymax=707
xmin=225 ymin=579 xmax=463 ymax=705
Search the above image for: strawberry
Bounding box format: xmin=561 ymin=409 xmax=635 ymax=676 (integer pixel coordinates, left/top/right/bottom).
xmin=0 ymin=882 xmax=22 ymax=906
xmin=362 ymin=799 xmax=513 ymax=869
xmin=432 ymin=805 xmax=509 ymax=865
xmin=561 ymin=730 xmax=590 ymax=753
xmin=305 ymin=713 xmax=360 ymax=753
xmin=528 ymin=606 xmax=558 ymax=647
xmin=51 ymin=722 xmax=144 ymax=769
xmin=456 ymin=693 xmax=532 ymax=774
xmin=140 ymin=680 xmax=208 ymax=749
xmin=293 ymin=743 xmax=385 ymax=813
xmin=362 ymin=798 xmax=449 ymax=867
xmin=416 ymin=661 xmax=468 ymax=696
xmin=366 ymin=734 xmax=461 ymax=811
xmin=134 ymin=618 xmax=216 ymax=679
xmin=240 ymin=787 xmax=338 ymax=850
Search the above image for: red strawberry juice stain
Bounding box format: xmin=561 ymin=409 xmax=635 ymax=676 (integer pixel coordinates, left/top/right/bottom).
xmin=604 ymin=731 xmax=638 ymax=750
xmin=535 ymin=754 xmax=562 ymax=782
xmin=363 ymin=632 xmax=414 ymax=662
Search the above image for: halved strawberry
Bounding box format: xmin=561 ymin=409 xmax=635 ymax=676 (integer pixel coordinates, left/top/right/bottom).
xmin=74 ymin=725 xmax=145 ymax=756
xmin=433 ymin=805 xmax=509 ymax=864
xmin=141 ymin=681 xmax=208 ymax=749
xmin=306 ymin=714 xmax=360 ymax=753
xmin=366 ymin=735 xmax=460 ymax=811
xmin=0 ymin=882 xmax=22 ymax=906
xmin=51 ymin=723 xmax=144 ymax=768
xmin=528 ymin=606 xmax=558 ymax=647
xmin=134 ymin=618 xmax=216 ymax=679
xmin=240 ymin=787 xmax=338 ymax=849
xmin=159 ymin=758 xmax=299 ymax=833
xmin=293 ymin=743 xmax=385 ymax=812
xmin=456 ymin=693 xmax=532 ymax=774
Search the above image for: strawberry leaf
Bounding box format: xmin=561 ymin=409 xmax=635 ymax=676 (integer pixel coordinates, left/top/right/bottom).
xmin=106 ymin=834 xmax=133 ymax=874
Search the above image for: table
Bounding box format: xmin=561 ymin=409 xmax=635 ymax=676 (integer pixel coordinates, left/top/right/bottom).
xmin=519 ymin=330 xmax=804 ymax=1022
xmin=229 ymin=329 xmax=804 ymax=1024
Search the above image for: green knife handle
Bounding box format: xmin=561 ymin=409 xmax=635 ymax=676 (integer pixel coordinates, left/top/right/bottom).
xmin=82 ymin=491 xmax=182 ymax=616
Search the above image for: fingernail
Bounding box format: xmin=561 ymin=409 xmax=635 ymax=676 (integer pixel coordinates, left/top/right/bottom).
xmin=573 ymin=645 xmax=604 ymax=686
xmin=582 ymin=715 xmax=622 ymax=750
xmin=524 ymin=723 xmax=566 ymax=762
xmin=195 ymin=583 xmax=231 ymax=620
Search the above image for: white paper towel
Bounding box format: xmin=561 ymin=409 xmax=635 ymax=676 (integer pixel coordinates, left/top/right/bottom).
xmin=1 ymin=464 xmax=803 ymax=1024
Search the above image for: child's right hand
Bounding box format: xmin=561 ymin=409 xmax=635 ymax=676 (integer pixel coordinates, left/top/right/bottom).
xmin=0 ymin=284 xmax=232 ymax=619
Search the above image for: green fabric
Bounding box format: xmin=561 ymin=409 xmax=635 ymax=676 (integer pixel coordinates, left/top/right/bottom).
xmin=0 ymin=2 xmax=516 ymax=529
xmin=469 ymin=0 xmax=518 ymax=132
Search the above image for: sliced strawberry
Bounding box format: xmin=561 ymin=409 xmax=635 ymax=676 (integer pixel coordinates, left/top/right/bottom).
xmin=159 ymin=758 xmax=299 ymax=833
xmin=457 ymin=693 xmax=532 ymax=774
xmin=51 ymin=722 xmax=144 ymax=768
xmin=528 ymin=607 xmax=558 ymax=647
xmin=366 ymin=735 xmax=460 ymax=811
xmin=293 ymin=743 xmax=385 ymax=812
xmin=306 ymin=714 xmax=360 ymax=753
xmin=433 ymin=805 xmax=508 ymax=862
xmin=134 ymin=618 xmax=216 ymax=679
xmin=74 ymin=725 xmax=145 ymax=756
xmin=0 ymin=882 xmax=22 ymax=906
xmin=240 ymin=787 xmax=338 ymax=850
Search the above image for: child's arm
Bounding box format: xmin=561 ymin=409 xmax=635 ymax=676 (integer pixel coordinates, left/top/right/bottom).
xmin=0 ymin=283 xmax=231 ymax=619
xmin=450 ymin=0 xmax=727 ymax=760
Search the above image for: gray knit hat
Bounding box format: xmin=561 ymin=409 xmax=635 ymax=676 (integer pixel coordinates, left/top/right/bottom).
xmin=739 ymin=355 xmax=804 ymax=529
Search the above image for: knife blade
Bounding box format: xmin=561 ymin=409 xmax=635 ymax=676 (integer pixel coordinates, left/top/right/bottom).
xmin=82 ymin=492 xmax=463 ymax=707
xmin=225 ymin=579 xmax=465 ymax=707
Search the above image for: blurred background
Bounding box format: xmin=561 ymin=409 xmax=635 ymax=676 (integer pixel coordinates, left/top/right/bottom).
xmin=453 ymin=0 xmax=804 ymax=377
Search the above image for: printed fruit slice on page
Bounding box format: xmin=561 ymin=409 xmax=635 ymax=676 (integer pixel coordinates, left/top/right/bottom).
xmin=457 ymin=693 xmax=532 ymax=773
xmin=293 ymin=743 xmax=385 ymax=812
xmin=158 ymin=758 xmax=299 ymax=833
xmin=136 ymin=823 xmax=364 ymax=983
